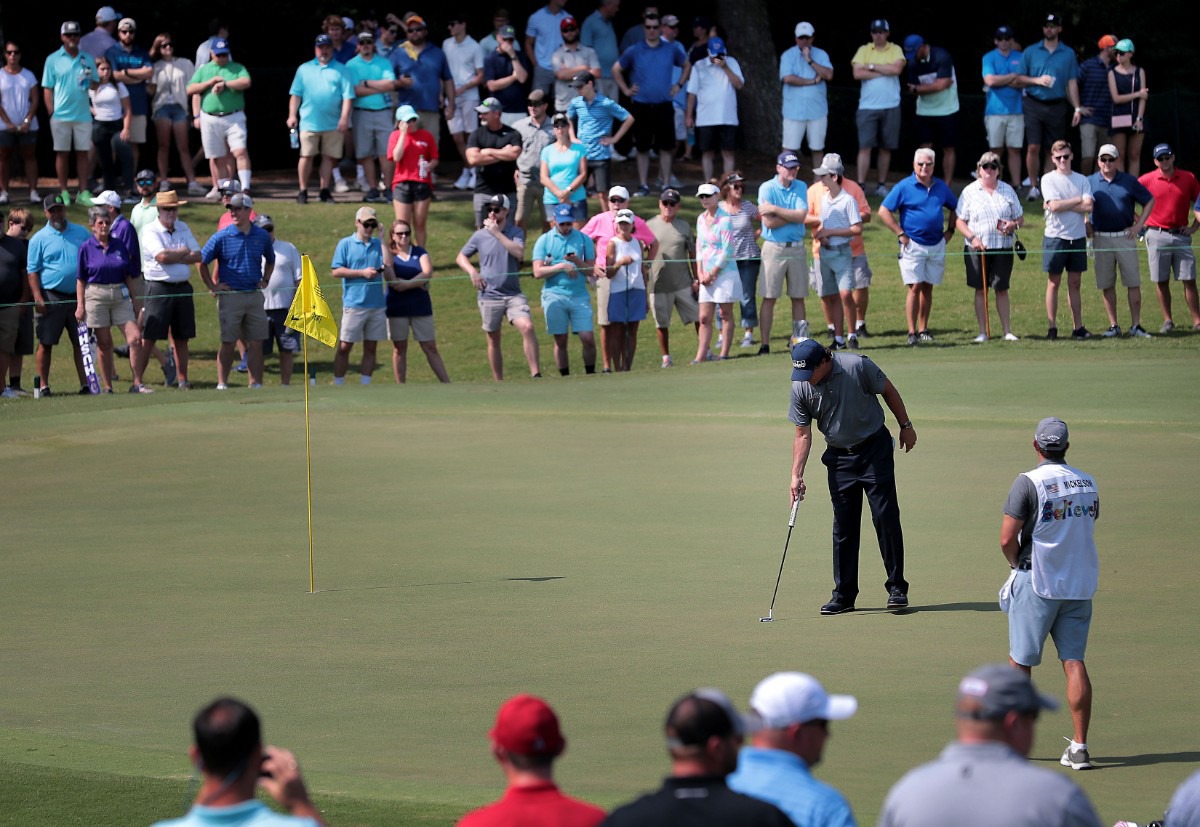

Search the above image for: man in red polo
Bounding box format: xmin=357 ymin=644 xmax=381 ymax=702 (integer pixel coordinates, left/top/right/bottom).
xmin=456 ymin=695 xmax=604 ymax=827
xmin=1137 ymin=143 xmax=1200 ymax=332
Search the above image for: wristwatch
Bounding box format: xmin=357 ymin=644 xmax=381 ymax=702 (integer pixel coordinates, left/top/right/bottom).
xmin=868 ymin=63 xmax=876 ymax=72
xmin=899 ymin=420 xmax=913 ymax=430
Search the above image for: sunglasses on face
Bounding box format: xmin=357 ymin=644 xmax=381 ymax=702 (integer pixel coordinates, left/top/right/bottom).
xmin=486 ymin=206 xmax=503 ymax=213
xmin=393 ymin=230 xmax=411 ymax=237
xmin=6 ymin=49 xmax=21 ymax=54
xmin=1099 ymin=156 xmax=1116 ymax=163
xmin=136 ymin=178 xmax=156 ymax=186
xmin=609 ymin=196 xmax=626 ymax=203
xmin=407 ymin=26 xmax=426 ymax=33
xmin=160 ymin=42 xmax=173 ymax=48
xmin=698 ymin=192 xmax=716 ymax=198
xmin=661 ymin=200 xmax=679 ymax=206
xmin=361 ymin=221 xmax=379 ymax=229
xmin=1156 ymin=154 xmax=1174 ymax=160
xmin=644 ymin=24 xmax=661 ymax=31
xmin=979 ymin=163 xmax=1000 ymax=170
xmin=1053 ymin=154 xmax=1072 ymax=161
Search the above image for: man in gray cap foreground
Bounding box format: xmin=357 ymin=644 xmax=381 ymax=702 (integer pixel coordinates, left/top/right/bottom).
xmin=1000 ymin=416 xmax=1100 ymax=771
xmin=877 ymin=664 xmax=1102 ymax=827
xmin=727 ymin=672 xmax=858 ymax=827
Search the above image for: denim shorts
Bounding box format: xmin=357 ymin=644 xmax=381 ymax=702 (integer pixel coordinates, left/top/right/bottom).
xmin=153 ymin=103 xmax=189 ymax=123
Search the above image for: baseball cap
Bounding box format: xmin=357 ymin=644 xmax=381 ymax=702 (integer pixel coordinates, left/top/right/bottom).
xmin=487 ymin=193 xmax=510 ymax=210
xmin=228 ymin=193 xmax=253 ymax=209
xmin=355 ymin=206 xmax=379 ymax=223
xmin=870 ymin=18 xmax=890 ymax=32
xmin=95 ymin=6 xmax=121 ymax=23
xmin=217 ymin=178 xmax=241 ymax=194
xmin=777 ymin=151 xmax=801 ymax=169
xmin=553 ymin=203 xmax=575 ymax=223
xmin=211 ymin=38 xmax=231 ymax=56
xmin=1115 ymin=38 xmax=1135 ymax=53
xmin=957 ymin=664 xmax=1058 ymax=720
xmin=395 ymin=104 xmax=419 ymax=122
xmin=795 ymin=22 xmax=815 ymax=37
xmin=707 ymin=37 xmax=726 ymax=57
xmin=608 ymin=185 xmax=630 ymax=201
xmin=61 ymin=21 xmax=82 ymax=35
xmin=135 ymin=168 xmax=157 ymax=182
xmin=44 ymin=193 xmax=68 ymax=211
xmin=903 ymin=34 xmax=925 ymax=61
xmin=96 ymin=190 xmax=122 ymax=209
xmin=614 ymin=208 xmax=635 ymax=224
xmin=665 ymin=688 xmax=754 ymax=749
xmin=1098 ymin=34 xmax=1117 ymax=48
xmin=1098 ymin=143 xmax=1119 ymax=159
xmin=560 ymin=15 xmax=578 ymax=30
xmin=1154 ymin=143 xmax=1174 ymax=159
xmin=1044 ymin=13 xmax=1062 ymax=25
xmin=315 ymin=33 xmax=333 ymax=47
xmin=661 ymin=14 xmax=680 ymax=27
xmin=814 ymin=152 xmax=844 ymax=176
xmin=995 ymin=25 xmax=1014 ymax=39
xmin=406 ymin=14 xmax=426 ymax=28
xmin=498 ymin=24 xmax=517 ymax=40
xmin=1034 ymin=416 xmax=1069 ymax=451
xmin=571 ymin=71 xmax=595 ymax=88
xmin=357 ymin=31 xmax=375 ymax=42
xmin=489 ymin=695 xmax=565 ymax=757
xmin=749 ymin=672 xmax=858 ymax=728
xmin=527 ymin=88 xmax=547 ymax=105
xmin=253 ymin=214 xmax=274 ymax=229
xmin=118 ymin=17 xmax=136 ymax=31
xmin=475 ymin=97 xmax=502 ymax=114
xmin=551 ymin=112 xmax=570 ymax=127
xmin=791 ymin=338 xmax=827 ymax=381
xmin=696 ymin=183 xmax=720 ymax=197
xmin=660 ymin=188 xmax=681 ymax=203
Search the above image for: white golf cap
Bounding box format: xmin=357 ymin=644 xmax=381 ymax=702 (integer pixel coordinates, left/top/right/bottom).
xmin=96 ymin=190 xmax=122 ymax=208
xmin=608 ymin=185 xmax=630 ymax=200
xmin=615 ymin=208 xmax=635 ymax=224
xmin=1098 ymin=143 xmax=1120 ymax=159
xmin=795 ymin=21 xmax=815 ymax=37
xmin=749 ymin=672 xmax=857 ymax=729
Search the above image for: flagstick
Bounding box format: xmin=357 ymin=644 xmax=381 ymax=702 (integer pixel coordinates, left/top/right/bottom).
xmin=302 ymin=281 xmax=316 ymax=594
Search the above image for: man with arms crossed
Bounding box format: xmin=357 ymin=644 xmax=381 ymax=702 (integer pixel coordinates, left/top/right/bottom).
xmin=1040 ymin=139 xmax=1093 ymax=339
xmin=1086 ymin=143 xmax=1154 ymax=337
xmin=1000 ymin=416 xmax=1101 ymax=772
xmin=877 ymin=664 xmax=1102 ymax=827
xmin=981 ymin=26 xmax=1025 ymax=189
xmin=850 ymin=19 xmax=905 ymax=196
xmin=788 ymin=337 xmax=916 ymax=615
xmin=139 ymin=190 xmax=201 ymax=389
xmin=757 ymin=151 xmax=810 ymax=353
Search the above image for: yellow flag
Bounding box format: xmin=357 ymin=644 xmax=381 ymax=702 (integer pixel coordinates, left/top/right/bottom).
xmin=286 ymin=255 xmax=339 ymax=348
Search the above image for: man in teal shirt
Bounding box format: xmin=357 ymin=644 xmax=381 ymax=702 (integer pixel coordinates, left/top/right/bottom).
xmin=532 ymin=203 xmax=597 ymax=375
xmin=287 ymin=34 xmax=354 ymax=204
xmin=26 ymin=194 xmax=92 ymax=395
xmin=345 ymin=33 xmax=397 ymax=204
xmin=41 ymin=21 xmax=98 ymax=204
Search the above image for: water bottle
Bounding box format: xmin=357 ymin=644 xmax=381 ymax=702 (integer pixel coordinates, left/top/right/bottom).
xmin=33 ymin=376 xmax=41 ymax=399
xmin=1086 ymin=238 xmax=1094 ymax=259
xmin=289 ymin=127 xmax=300 ymax=150
xmin=418 ymin=155 xmax=430 ymax=180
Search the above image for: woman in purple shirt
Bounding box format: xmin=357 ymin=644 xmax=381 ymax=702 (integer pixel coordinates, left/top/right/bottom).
xmin=76 ymin=206 xmax=153 ymax=393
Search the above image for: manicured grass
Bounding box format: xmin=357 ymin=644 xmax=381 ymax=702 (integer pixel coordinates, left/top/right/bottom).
xmin=3 ymin=338 xmax=1199 ymax=825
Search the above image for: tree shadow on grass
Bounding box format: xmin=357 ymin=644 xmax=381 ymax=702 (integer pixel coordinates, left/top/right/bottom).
xmin=315 ymin=576 xmax=564 ymax=593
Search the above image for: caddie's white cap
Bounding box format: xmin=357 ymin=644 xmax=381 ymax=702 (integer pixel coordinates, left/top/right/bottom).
xmin=749 ymin=672 xmax=858 ymax=729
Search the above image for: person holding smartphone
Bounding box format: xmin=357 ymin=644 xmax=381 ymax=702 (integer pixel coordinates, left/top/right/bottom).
xmin=331 ymin=206 xmax=387 ymax=385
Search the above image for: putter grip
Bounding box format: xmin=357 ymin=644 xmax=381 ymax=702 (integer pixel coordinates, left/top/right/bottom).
xmin=788 ymin=497 xmax=800 ymax=528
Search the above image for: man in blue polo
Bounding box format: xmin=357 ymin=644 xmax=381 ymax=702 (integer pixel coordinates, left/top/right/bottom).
xmin=757 ymin=151 xmax=810 ymax=354
xmin=878 ymin=148 xmax=957 ymax=345
xmin=982 ymin=26 xmax=1025 ymax=189
xmin=26 ymin=194 xmax=91 ymax=395
xmin=613 ymin=12 xmax=685 ymax=198
xmin=1017 ymin=13 xmax=1081 ymax=202
xmin=525 ymin=0 xmax=569 ymax=99
xmin=533 ymin=202 xmax=597 ymax=376
xmin=345 ymin=32 xmax=397 ymax=205
xmin=728 ymin=671 xmax=858 ymax=827
xmin=331 ymin=206 xmax=386 ymax=385
xmin=1086 ymin=143 xmax=1154 ymax=338
xmin=199 ymin=193 xmax=274 ymax=389
xmin=565 ymin=70 xmax=633 ymax=212
xmin=287 ymin=34 xmax=354 ymax=205
xmin=42 ymin=21 xmax=97 ymax=205
xmin=779 ymin=22 xmax=834 ymax=171
xmin=393 ymin=16 xmax=454 ymax=136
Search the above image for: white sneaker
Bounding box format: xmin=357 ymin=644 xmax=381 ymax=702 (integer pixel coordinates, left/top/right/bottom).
xmin=158 ymin=180 xmax=171 ymax=191
xmin=216 ymin=383 xmax=229 ymax=390
xmin=28 ymin=188 xmax=40 ymax=204
xmin=1 ymin=387 xmax=19 ymax=398
xmin=740 ymin=332 xmax=754 ymax=347
xmin=205 ymin=187 xmax=220 ymax=200
xmin=454 ymin=169 xmax=472 ymax=190
xmin=791 ymin=319 xmax=809 ymax=344
xmin=973 ymin=333 xmax=989 ymax=343
xmin=334 ymin=178 xmax=350 ymax=194
xmin=356 ymin=177 xmax=371 ymax=192
xmin=1003 ymin=332 xmax=1020 ymax=341
xmin=1129 ymin=324 xmax=1152 ymax=338
xmin=187 ymin=181 xmax=206 ymax=196
xmin=874 ymin=183 xmax=889 ymax=197
xmin=1026 ymin=185 xmax=1041 ymax=202
xmin=0 ymin=191 xmax=8 ymax=204
xmin=610 ymin=150 xmax=627 ymax=162
xmin=661 ymin=355 xmax=673 ymax=368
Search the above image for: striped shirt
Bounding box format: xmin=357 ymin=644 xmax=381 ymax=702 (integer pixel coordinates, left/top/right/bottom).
xmin=717 ymin=200 xmax=759 ymax=260
xmin=956 ymin=180 xmax=1023 ymax=249
xmin=566 ymin=94 xmax=630 ymax=161
xmin=201 ymin=225 xmax=275 ymax=291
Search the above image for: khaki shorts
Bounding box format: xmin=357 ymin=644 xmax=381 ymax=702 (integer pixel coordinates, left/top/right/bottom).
xmin=899 ymin=238 xmax=946 ymax=285
xmin=300 ymin=129 xmax=345 ymax=159
xmin=760 ymin=241 xmax=810 ymax=299
xmin=985 ymin=114 xmax=1024 ymax=149
xmin=128 ymin=114 xmax=148 ymax=144
xmin=50 ymin=117 xmax=92 ymax=152
xmin=478 ymin=294 xmax=531 ymax=332
xmin=84 ymin=283 xmax=137 ymax=328
xmin=595 ymin=276 xmax=610 ymax=325
xmin=340 ymin=306 xmax=388 ymax=342
xmin=217 ymin=290 xmax=268 ymax=343
xmin=388 ymin=314 xmax=436 ymax=342
xmin=199 ymin=111 xmax=248 ymax=158
xmin=651 ymin=286 xmax=699 ymax=328
xmin=1092 ymin=232 xmax=1141 ymax=289
xmin=447 ymin=98 xmax=479 ymax=134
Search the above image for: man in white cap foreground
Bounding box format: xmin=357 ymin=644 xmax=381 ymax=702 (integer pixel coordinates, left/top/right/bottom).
xmin=877 ymin=664 xmax=1102 ymax=827
xmin=727 ymin=672 xmax=858 ymax=827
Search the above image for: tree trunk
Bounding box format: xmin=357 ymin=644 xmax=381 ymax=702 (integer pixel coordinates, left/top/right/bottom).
xmin=719 ymin=0 xmax=780 ymax=155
